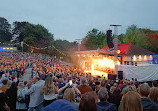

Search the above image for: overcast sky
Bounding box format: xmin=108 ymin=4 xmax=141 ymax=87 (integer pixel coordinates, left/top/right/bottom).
xmin=0 ymin=0 xmax=158 ymax=41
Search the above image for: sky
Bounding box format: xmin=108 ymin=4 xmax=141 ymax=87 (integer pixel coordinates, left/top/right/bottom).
xmin=0 ymin=0 xmax=158 ymax=42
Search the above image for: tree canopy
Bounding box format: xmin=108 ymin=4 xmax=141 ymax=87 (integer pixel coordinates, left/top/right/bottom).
xmin=82 ymin=28 xmax=107 ymax=50
xmin=0 ymin=17 xmax=12 ymax=42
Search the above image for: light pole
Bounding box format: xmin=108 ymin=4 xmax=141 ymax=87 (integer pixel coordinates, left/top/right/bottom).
xmin=21 ymin=41 xmax=23 ymax=53
xmin=75 ymin=39 xmax=82 ymax=51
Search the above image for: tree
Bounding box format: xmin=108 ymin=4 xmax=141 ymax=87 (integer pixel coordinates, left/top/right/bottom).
xmin=123 ymin=25 xmax=140 ymax=44
xmin=15 ymin=23 xmax=54 ymax=52
xmin=122 ymin=25 xmax=158 ymax=53
xmin=118 ymin=34 xmax=125 ymax=43
xmin=0 ymin=17 xmax=12 ymax=42
xmin=53 ymin=39 xmax=71 ymax=51
xmin=123 ymin=25 xmax=148 ymax=48
xmin=12 ymin=21 xmax=30 ymax=42
xmin=83 ymin=28 xmax=107 ymax=50
xmin=146 ymin=33 xmax=158 ymax=53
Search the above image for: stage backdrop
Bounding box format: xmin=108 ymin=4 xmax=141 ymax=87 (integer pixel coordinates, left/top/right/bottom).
xmin=117 ymin=64 xmax=158 ymax=82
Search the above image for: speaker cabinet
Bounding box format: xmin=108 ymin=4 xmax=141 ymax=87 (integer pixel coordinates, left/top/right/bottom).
xmin=118 ymin=71 xmax=123 ymax=80
xmin=106 ymin=30 xmax=114 ymax=48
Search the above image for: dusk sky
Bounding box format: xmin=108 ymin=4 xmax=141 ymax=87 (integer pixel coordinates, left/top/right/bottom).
xmin=0 ymin=0 xmax=158 ymax=41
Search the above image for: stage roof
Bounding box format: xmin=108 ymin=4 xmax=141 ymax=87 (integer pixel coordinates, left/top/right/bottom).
xmin=101 ymin=43 xmax=154 ymax=55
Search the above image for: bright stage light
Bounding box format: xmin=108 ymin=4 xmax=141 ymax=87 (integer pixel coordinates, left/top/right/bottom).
xmin=81 ymin=56 xmax=120 ymax=77
xmin=3 ymin=48 xmax=6 ymax=49
xmin=97 ymin=58 xmax=117 ymax=69
xmin=117 ymin=61 xmax=120 ymax=65
xmin=91 ymin=64 xmax=94 ymax=71
xmin=117 ymin=50 xmax=121 ymax=54
xmin=98 ymin=59 xmax=106 ymax=67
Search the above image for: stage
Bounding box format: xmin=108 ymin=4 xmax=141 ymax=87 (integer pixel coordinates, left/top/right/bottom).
xmin=84 ymin=70 xmax=108 ymax=79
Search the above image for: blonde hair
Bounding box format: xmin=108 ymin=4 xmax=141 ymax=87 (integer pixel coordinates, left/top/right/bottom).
xmin=63 ymin=88 xmax=75 ymax=103
xmin=43 ymin=76 xmax=55 ymax=95
xmin=121 ymin=91 xmax=143 ymax=111
xmin=149 ymin=87 xmax=158 ymax=103
xmin=110 ymin=86 xmax=116 ymax=94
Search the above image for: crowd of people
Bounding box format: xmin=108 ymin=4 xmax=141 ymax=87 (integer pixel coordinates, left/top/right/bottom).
xmin=0 ymin=51 xmax=158 ymax=111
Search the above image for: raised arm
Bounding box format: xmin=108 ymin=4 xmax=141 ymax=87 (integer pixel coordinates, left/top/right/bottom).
xmin=58 ymin=83 xmax=69 ymax=93
xmin=72 ymin=84 xmax=81 ymax=95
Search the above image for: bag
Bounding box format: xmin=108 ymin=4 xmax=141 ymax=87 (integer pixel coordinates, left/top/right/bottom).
xmin=17 ymin=96 xmax=25 ymax=103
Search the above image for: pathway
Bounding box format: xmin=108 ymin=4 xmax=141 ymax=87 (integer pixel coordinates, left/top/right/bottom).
xmin=21 ymin=68 xmax=32 ymax=81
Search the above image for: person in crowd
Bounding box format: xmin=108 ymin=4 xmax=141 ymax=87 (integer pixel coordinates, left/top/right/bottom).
xmin=95 ymin=78 xmax=102 ymax=93
xmin=58 ymin=78 xmax=65 ymax=89
xmin=121 ymin=80 xmax=130 ymax=94
xmin=131 ymin=78 xmax=134 ymax=82
xmin=72 ymin=79 xmax=77 ymax=87
xmin=139 ymin=83 xmax=158 ymax=111
xmin=128 ymin=85 xmax=137 ymax=92
xmin=97 ymin=87 xmax=117 ymax=111
xmin=117 ymin=84 xmax=137 ymax=111
xmin=6 ymin=82 xmax=17 ymax=111
xmin=0 ymin=77 xmax=3 ymax=86
xmin=121 ymin=91 xmax=143 ymax=111
xmin=134 ymin=78 xmax=139 ymax=88
xmin=63 ymin=88 xmax=79 ymax=110
xmin=41 ymin=76 xmax=58 ymax=107
xmin=149 ymin=87 xmax=158 ymax=104
xmin=43 ymin=99 xmax=76 ymax=111
xmin=101 ymin=79 xmax=108 ymax=88
xmin=77 ymin=76 xmax=93 ymax=95
xmin=110 ymin=86 xmax=116 ymax=94
xmin=152 ymin=80 xmax=158 ymax=87
xmin=110 ymin=88 xmax=122 ymax=111
xmin=9 ymin=68 xmax=13 ymax=76
xmin=0 ymin=79 xmax=9 ymax=93
xmin=95 ymin=77 xmax=100 ymax=85
xmin=0 ymin=91 xmax=10 ymax=111
xmin=113 ymin=83 xmax=118 ymax=87
xmin=25 ymin=76 xmax=44 ymax=111
xmin=16 ymin=82 xmax=27 ymax=111
xmin=58 ymin=81 xmax=81 ymax=96
xmin=118 ymin=80 xmax=123 ymax=89
xmin=78 ymin=92 xmax=97 ymax=111
xmin=24 ymin=80 xmax=30 ymax=109
xmin=89 ymin=79 xmax=95 ymax=91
